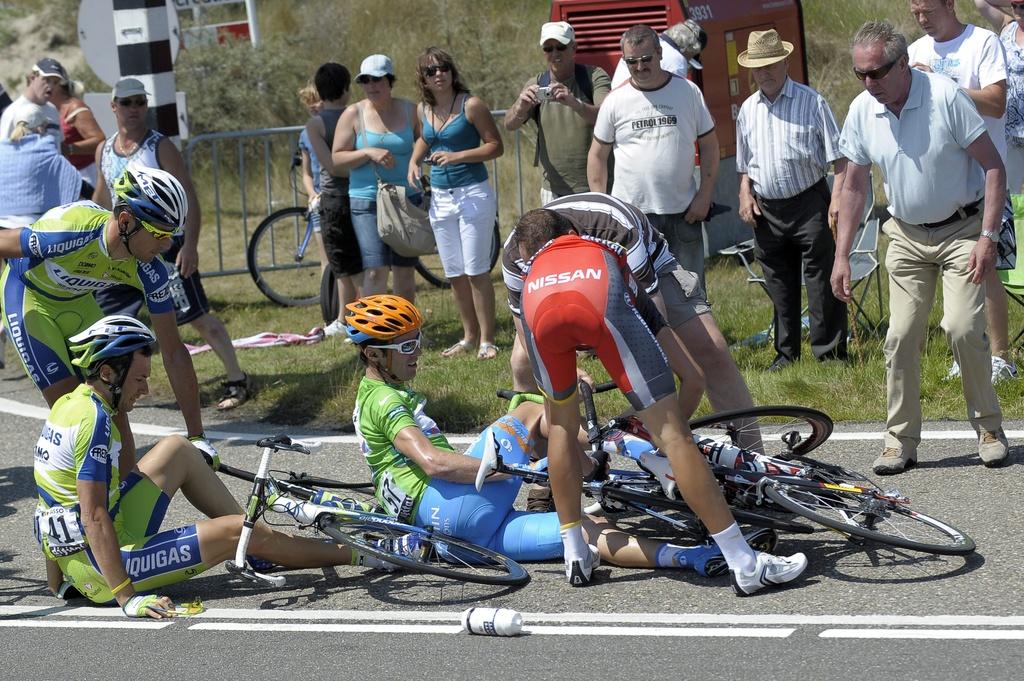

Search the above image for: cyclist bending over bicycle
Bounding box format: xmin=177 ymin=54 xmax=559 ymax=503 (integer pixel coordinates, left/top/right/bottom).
xmin=337 ymin=294 xmax=774 ymax=578
xmin=514 ymin=211 xmax=807 ymax=593
xmin=33 ymin=317 xmax=377 ymax=618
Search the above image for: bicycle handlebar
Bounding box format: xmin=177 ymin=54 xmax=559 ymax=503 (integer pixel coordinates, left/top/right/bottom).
xmin=254 ymin=435 xmax=321 ymax=454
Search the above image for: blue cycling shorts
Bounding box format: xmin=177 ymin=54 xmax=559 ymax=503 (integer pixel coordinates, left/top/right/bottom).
xmin=415 ymin=415 xmax=562 ymax=561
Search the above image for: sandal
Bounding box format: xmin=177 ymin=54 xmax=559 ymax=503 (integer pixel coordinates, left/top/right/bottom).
xmin=216 ymin=373 xmax=252 ymax=410
xmin=477 ymin=342 xmax=500 ymax=360
xmin=441 ymin=340 xmax=475 ymax=358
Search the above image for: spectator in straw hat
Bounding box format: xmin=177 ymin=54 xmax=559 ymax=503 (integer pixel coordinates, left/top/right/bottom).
xmin=735 ymin=28 xmax=849 ymax=372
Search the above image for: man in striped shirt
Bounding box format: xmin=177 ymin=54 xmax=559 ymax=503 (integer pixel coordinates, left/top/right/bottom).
xmin=736 ymin=29 xmax=849 ymax=372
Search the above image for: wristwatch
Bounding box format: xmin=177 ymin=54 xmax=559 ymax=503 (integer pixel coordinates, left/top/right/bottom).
xmin=980 ymin=228 xmax=997 ymax=242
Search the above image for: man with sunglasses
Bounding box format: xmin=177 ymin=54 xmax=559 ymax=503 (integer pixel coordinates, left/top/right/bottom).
xmin=908 ymin=0 xmax=1018 ymax=387
xmin=588 ymin=24 xmax=719 ymax=290
xmin=833 ymin=21 xmax=1009 ymax=473
xmin=91 ymin=78 xmax=251 ymax=411
xmin=504 ymin=21 xmax=611 ymax=203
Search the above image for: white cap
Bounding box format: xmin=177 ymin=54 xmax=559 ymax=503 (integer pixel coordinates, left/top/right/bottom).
xmin=539 ymin=21 xmax=574 ymax=47
xmin=357 ymin=54 xmax=394 ymax=79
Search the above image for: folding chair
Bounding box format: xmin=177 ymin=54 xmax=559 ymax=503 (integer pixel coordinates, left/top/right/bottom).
xmin=845 ymin=179 xmax=885 ymax=332
xmin=719 ymin=174 xmax=884 ymax=347
xmin=999 ymin=199 xmax=1024 ymax=349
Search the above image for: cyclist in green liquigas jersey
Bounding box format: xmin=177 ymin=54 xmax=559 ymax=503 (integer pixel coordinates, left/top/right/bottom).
xmin=35 ymin=316 xmax=375 ymax=618
xmin=342 ymin=294 xmax=778 ymax=576
xmin=2 ymin=166 xmax=220 ymax=595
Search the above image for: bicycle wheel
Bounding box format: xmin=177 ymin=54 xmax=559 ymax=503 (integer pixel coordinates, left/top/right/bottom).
xmin=415 ymin=219 xmax=501 ymax=289
xmin=600 ymin=477 xmax=814 ymax=535
xmin=690 ymin=406 xmax=833 ymax=459
xmin=247 ymin=206 xmax=321 ymax=306
xmin=764 ymin=481 xmax=976 ymax=555
xmin=319 ymin=516 xmax=530 ymax=586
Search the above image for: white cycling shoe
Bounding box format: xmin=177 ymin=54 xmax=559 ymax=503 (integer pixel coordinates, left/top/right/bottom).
xmin=731 ymin=551 xmax=808 ymax=596
xmin=565 ymin=545 xmax=601 ymax=587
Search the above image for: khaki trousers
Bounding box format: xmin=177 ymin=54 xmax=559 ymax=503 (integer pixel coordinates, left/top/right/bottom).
xmin=882 ymin=214 xmax=1002 ymax=454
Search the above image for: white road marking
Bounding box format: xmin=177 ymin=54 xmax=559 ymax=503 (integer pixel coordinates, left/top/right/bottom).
xmin=0 ymin=619 xmax=171 ymax=630
xmin=820 ymin=628 xmax=1024 ymax=640
xmin=189 ymin=622 xmax=795 ymax=637
xmin=4 ymin=606 xmax=1024 ymax=627
xmin=2 ymin=396 xmax=1020 ymax=445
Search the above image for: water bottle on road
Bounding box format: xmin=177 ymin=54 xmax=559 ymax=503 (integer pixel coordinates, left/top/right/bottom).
xmin=461 ymin=607 xmax=523 ymax=637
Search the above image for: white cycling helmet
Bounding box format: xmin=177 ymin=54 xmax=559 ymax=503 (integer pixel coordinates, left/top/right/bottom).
xmin=69 ymin=315 xmax=157 ymax=411
xmin=69 ymin=315 xmax=157 ymax=373
xmin=112 ymin=164 xmax=188 ymax=235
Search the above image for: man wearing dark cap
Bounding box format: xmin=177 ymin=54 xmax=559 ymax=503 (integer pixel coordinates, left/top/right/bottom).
xmin=736 ymin=29 xmax=849 ymax=372
xmin=0 ymin=58 xmax=65 ymax=141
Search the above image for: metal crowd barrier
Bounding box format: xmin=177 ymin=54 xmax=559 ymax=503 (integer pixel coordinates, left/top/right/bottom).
xmin=182 ymin=110 xmax=525 ymax=278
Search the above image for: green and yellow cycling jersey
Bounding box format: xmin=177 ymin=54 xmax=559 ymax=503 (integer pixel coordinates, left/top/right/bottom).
xmin=7 ymin=201 xmax=173 ymax=311
xmin=353 ymin=377 xmax=451 ymax=522
xmin=33 ymin=383 xmax=122 ymax=559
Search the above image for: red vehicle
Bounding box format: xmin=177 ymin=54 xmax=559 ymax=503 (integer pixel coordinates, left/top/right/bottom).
xmin=550 ymin=0 xmax=808 ymax=251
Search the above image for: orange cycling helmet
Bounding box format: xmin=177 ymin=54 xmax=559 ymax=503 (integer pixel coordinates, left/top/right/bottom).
xmin=344 ymin=295 xmax=423 ymax=343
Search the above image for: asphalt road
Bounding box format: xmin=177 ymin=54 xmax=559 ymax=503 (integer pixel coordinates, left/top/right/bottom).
xmin=0 ymin=367 xmax=1022 ymax=680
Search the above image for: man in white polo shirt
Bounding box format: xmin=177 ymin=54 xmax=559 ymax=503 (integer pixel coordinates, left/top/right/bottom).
xmin=908 ymin=0 xmax=1017 ymax=384
xmin=588 ymin=23 xmax=719 ymax=288
xmin=832 ymin=21 xmax=1008 ymax=473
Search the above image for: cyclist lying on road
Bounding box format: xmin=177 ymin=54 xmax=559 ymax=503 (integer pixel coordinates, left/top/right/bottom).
xmin=333 ymin=294 xmax=777 ymax=578
xmin=33 ymin=316 xmax=380 ymax=617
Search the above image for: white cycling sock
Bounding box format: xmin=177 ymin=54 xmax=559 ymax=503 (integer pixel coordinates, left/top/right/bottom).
xmin=711 ymin=522 xmax=757 ymax=573
xmin=560 ymin=521 xmax=589 ymax=563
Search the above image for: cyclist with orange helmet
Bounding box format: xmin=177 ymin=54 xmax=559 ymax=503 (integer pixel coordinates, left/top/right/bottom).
xmin=344 ymin=294 xmax=775 ymax=574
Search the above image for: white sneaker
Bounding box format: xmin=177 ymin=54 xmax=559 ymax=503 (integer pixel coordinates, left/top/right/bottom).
xmin=946 ymin=361 xmax=961 ymax=381
xmin=991 ymin=356 xmax=1018 ymax=384
xmin=565 ymin=544 xmax=600 ymax=587
xmin=731 ymin=551 xmax=808 ymax=596
xmin=324 ymin=319 xmax=347 ymax=338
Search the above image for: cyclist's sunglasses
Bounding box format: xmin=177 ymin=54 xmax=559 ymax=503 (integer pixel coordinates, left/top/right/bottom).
xmin=117 ymin=97 xmax=148 ymax=108
xmin=138 ymin=215 xmax=178 ymax=239
xmin=853 ymin=57 xmax=900 ymax=81
xmin=356 ymin=75 xmax=387 ymax=84
xmin=371 ymin=332 xmax=422 ymax=355
xmin=542 ymin=44 xmax=569 ymax=52
xmin=424 ymin=64 xmax=451 ymax=77
xmin=623 ymin=54 xmax=655 ymax=66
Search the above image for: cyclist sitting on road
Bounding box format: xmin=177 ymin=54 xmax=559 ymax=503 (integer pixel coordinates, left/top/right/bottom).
xmin=33 ymin=316 xmax=378 ymax=618
xmin=1 ymin=165 xmax=221 ymax=595
xmin=514 ymin=210 xmax=807 ymax=593
xmin=337 ymin=294 xmax=777 ymax=578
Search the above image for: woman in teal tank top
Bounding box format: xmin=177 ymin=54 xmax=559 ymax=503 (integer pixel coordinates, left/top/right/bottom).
xmin=407 ymin=47 xmax=504 ymax=359
xmin=332 ymin=54 xmax=421 ymax=302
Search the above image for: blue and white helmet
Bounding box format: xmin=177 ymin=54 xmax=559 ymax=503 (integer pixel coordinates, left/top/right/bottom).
xmin=113 ymin=165 xmax=188 ymax=235
xmin=69 ymin=315 xmax=157 ymax=373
